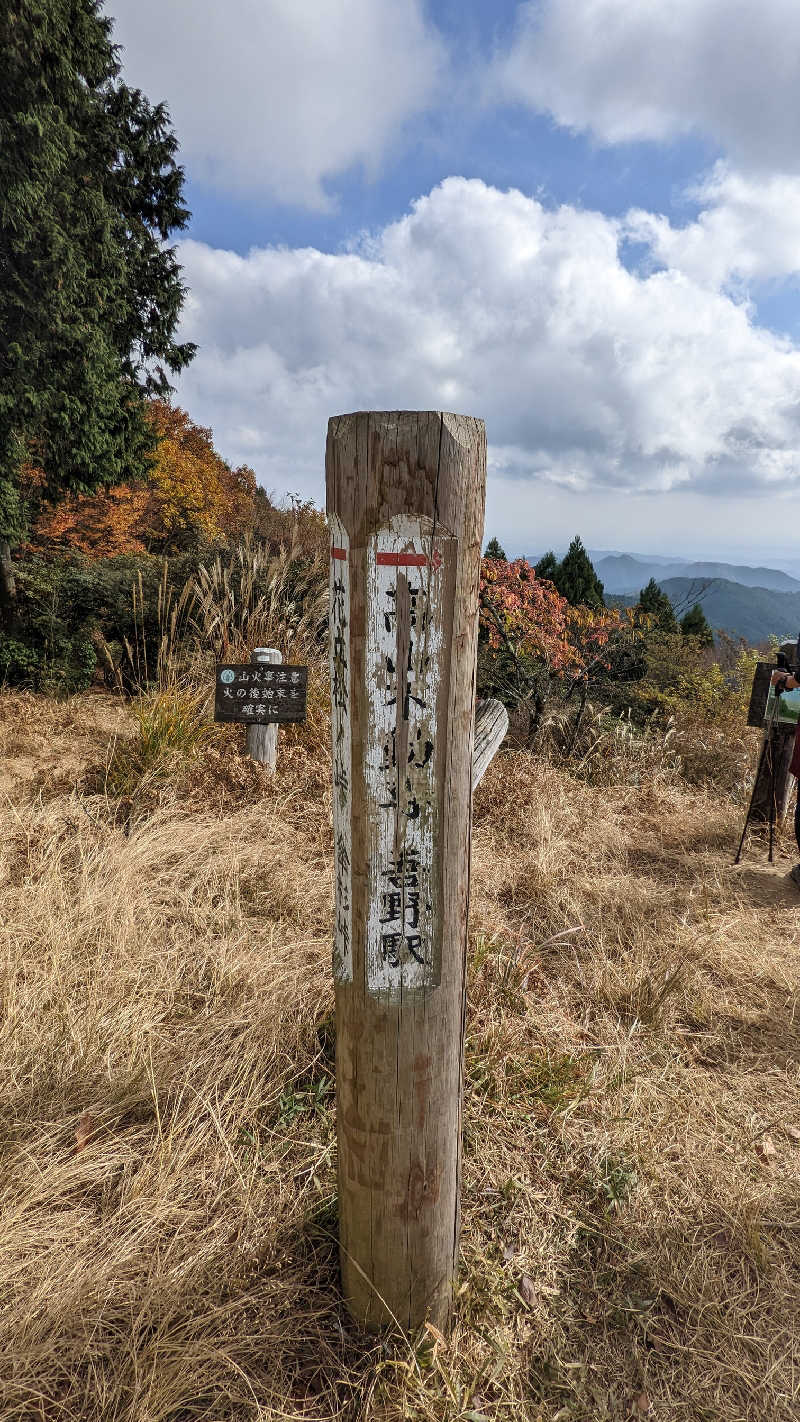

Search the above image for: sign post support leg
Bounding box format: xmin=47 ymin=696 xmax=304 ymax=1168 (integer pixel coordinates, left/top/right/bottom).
xmin=326 ymin=410 xmax=486 ymax=1332
xmin=247 ymin=647 xmax=282 ymax=769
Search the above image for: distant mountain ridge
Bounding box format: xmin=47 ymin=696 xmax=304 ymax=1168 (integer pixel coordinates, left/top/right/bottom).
xmin=594 ymin=554 xmax=800 ymax=596
xmin=526 ymin=550 xmax=800 ymax=593
xmin=660 ymin=578 xmax=800 ymax=645
xmin=522 ymin=549 xmax=800 ymax=644
xmin=607 ymin=578 xmax=800 ymax=646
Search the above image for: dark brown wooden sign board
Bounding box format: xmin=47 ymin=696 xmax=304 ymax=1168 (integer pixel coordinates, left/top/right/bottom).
xmin=214 ymin=664 xmax=307 ymax=724
xmin=747 ymin=661 xmax=774 ymax=727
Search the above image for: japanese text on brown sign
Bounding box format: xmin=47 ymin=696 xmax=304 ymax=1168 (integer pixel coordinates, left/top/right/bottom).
xmin=214 ymin=664 xmax=308 ymax=724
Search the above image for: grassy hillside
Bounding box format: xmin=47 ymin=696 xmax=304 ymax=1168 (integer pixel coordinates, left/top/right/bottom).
xmin=1 ymin=690 xmax=799 ymax=1421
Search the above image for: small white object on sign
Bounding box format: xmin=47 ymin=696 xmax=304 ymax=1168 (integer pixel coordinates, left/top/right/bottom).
xmin=365 ymin=514 xmax=453 ymax=996
xmin=329 ymin=515 xmax=353 ymax=984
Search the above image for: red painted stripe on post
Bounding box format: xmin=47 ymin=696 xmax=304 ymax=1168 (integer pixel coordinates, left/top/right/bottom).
xmin=331 ymin=547 xmax=348 ymax=560
xmin=376 ymin=551 xmax=429 ymax=567
xmin=376 ymin=549 xmax=443 ymax=571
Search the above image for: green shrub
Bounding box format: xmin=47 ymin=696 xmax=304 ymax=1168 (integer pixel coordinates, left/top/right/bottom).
xmin=0 ymin=550 xmax=212 ymax=694
xmin=3 ymin=538 xmax=329 ymax=697
xmin=103 ymin=685 xmax=212 ymax=797
xmin=0 ymin=558 xmax=99 ymax=694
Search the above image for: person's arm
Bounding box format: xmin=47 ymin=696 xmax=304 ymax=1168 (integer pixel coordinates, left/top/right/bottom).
xmin=771 ymin=669 xmax=799 ymax=692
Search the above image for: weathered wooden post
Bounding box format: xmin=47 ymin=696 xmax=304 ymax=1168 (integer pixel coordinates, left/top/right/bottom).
xmin=247 ymin=647 xmax=282 ymax=768
xmin=327 ymin=410 xmax=486 ymax=1331
xmin=472 ymin=699 xmax=509 ymax=792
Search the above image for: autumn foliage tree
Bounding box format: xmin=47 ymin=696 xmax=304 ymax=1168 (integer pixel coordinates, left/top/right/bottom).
xmin=479 ymin=556 xmax=634 ymax=740
xmin=33 ymin=401 xmax=257 ymax=557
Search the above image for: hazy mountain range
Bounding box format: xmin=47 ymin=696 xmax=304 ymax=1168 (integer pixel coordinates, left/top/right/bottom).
xmin=594 ymin=554 xmax=800 ymax=596
xmin=526 ymin=550 xmax=800 ymax=645
xmin=607 ymin=579 xmax=800 ymax=647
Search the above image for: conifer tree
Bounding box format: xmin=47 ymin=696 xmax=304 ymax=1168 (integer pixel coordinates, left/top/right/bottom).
xmin=484 ymin=536 xmax=507 ymax=560
xmin=534 ymin=550 xmax=560 ymax=583
xmin=638 ymin=577 xmax=678 ymax=632
xmin=555 ymin=536 xmax=605 ymax=610
xmin=0 ymin=0 xmax=195 ymax=623
xmin=680 ymin=602 xmax=713 ymax=645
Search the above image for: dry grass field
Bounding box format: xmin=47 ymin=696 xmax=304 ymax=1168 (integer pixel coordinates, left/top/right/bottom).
xmin=1 ymin=689 xmax=799 ymax=1422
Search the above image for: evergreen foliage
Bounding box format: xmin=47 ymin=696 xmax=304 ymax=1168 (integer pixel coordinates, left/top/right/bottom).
xmin=0 ymin=0 xmax=195 ymax=615
xmin=556 ymin=536 xmax=605 ymax=609
xmin=0 ymin=552 xmax=171 ymax=693
xmin=534 ymin=550 xmax=560 ymax=583
xmin=484 ymin=536 xmax=507 ymax=560
xmin=680 ymin=601 xmax=714 ymax=645
xmin=535 ymin=538 xmax=604 ymax=609
xmin=638 ymin=577 xmax=678 ymax=632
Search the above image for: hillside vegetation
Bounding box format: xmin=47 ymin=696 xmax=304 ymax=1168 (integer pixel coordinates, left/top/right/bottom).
xmin=606 ymin=576 xmax=800 ymax=647
xmin=657 ymin=578 xmax=800 ymax=648
xmin=1 ymin=670 xmax=799 ymax=1421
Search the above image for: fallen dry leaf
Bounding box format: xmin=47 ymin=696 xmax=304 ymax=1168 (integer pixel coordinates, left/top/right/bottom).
xmin=519 ymin=1274 xmax=536 ymax=1306
xmin=786 ymin=1126 xmax=800 ymax=1142
xmin=635 ymin=1392 xmax=651 ymax=1413
xmin=75 ymin=1112 xmax=95 ymax=1154
xmin=757 ymin=1133 xmax=777 ymax=1160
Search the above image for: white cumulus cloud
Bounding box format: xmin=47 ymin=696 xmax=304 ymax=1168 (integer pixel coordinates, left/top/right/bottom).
xmin=173 ymin=178 xmax=800 ymax=514
xmin=497 ymin=0 xmax=800 ymax=174
xmin=107 ymin=0 xmax=446 ymax=208
xmin=625 ymin=164 xmax=800 ymax=289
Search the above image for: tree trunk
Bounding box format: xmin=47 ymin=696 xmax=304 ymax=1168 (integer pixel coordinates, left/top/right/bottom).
xmin=0 ymin=540 xmax=17 ymax=630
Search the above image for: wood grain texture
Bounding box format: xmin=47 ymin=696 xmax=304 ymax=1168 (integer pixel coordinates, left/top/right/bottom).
xmin=471 ymin=699 xmax=508 ymax=793
xmin=246 ymin=648 xmax=281 ymax=767
xmin=326 ymin=411 xmax=486 ymax=1331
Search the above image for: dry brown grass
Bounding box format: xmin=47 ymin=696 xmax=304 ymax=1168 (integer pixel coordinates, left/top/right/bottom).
xmin=1 ymin=691 xmax=799 ymax=1421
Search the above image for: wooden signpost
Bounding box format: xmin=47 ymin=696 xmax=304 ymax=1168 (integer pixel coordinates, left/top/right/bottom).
xmin=214 ymin=651 xmax=307 ymax=771
xmin=327 ymin=410 xmax=487 ymax=1331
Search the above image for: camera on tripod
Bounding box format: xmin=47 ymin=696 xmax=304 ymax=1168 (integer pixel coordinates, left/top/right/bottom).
xmin=746 ymin=639 xmax=800 ymax=728
xmin=765 ymin=644 xmax=800 ymax=726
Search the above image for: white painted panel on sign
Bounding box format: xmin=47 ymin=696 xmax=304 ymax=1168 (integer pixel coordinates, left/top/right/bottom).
xmin=329 ymin=514 xmax=352 ymax=984
xmin=365 ymin=515 xmax=452 ymax=996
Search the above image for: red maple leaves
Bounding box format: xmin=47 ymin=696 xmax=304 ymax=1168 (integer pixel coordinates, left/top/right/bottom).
xmin=479 ymin=557 xmax=624 ymax=680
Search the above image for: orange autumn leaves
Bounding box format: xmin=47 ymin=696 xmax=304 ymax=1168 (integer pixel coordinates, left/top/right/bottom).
xmin=34 ymin=401 xmax=257 ymax=558
xmin=480 ymin=555 xmax=623 ymax=679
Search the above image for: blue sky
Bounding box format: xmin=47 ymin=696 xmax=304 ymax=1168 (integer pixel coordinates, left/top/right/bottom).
xmin=109 ymin=0 xmax=800 ymax=565
xmin=185 ymin=113 xmax=718 ymax=261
